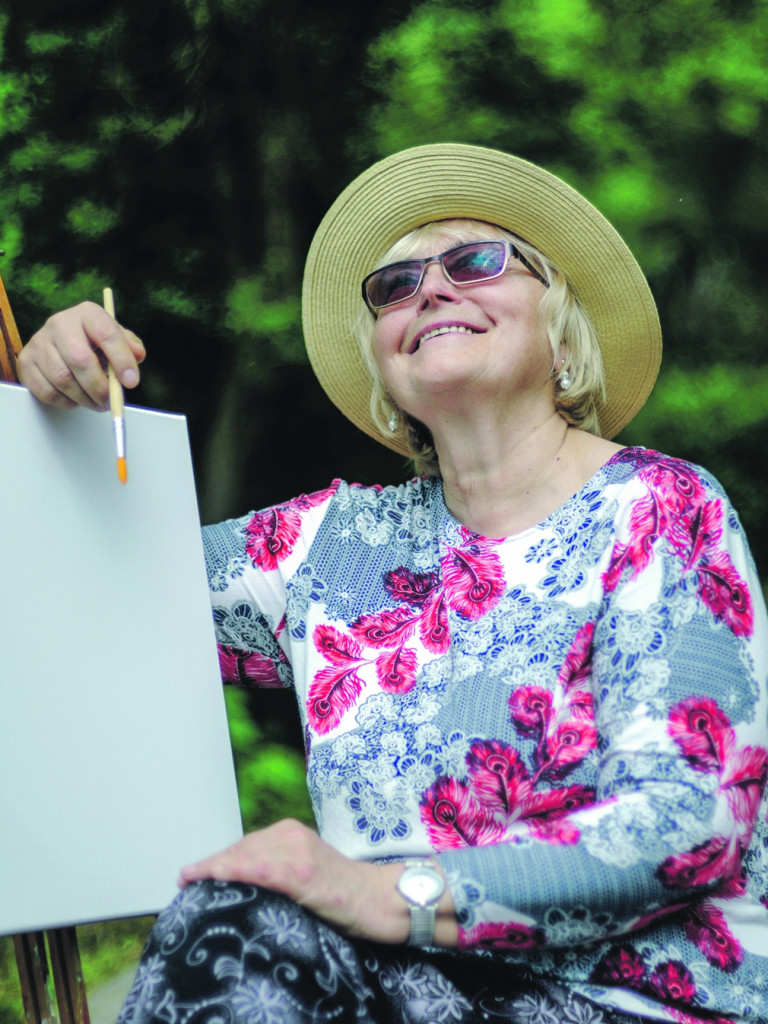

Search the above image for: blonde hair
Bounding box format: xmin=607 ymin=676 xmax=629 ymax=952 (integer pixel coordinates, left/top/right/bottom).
xmin=355 ymin=219 xmax=605 ymax=476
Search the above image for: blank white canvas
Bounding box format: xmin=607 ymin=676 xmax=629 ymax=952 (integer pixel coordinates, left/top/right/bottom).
xmin=0 ymin=382 xmax=243 ymax=935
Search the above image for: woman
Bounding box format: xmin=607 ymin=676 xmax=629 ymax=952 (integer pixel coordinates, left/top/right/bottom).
xmin=20 ymin=144 xmax=768 ymax=1023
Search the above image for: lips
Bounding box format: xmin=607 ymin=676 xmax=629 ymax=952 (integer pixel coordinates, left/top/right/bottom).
xmin=408 ymin=323 xmax=485 ymax=353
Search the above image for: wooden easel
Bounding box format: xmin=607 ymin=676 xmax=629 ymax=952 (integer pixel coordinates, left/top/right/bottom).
xmin=0 ymin=271 xmax=90 ymax=1024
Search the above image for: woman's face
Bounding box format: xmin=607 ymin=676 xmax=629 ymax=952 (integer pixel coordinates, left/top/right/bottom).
xmin=371 ymin=223 xmax=553 ymax=426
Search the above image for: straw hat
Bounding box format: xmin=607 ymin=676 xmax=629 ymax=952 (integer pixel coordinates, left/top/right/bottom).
xmin=302 ymin=143 xmax=661 ymax=455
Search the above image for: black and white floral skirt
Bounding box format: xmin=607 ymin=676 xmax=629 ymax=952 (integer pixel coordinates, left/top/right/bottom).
xmin=116 ymin=880 xmax=646 ymax=1024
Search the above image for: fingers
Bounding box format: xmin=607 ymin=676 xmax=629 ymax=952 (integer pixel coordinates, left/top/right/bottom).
xmin=178 ymin=820 xmax=316 ymax=891
xmin=176 ymin=821 xmax=411 ymax=943
xmin=18 ymin=302 xmax=146 ymax=410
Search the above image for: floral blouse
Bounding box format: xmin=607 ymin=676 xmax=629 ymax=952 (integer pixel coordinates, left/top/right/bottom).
xmin=202 ymin=448 xmax=768 ymax=1024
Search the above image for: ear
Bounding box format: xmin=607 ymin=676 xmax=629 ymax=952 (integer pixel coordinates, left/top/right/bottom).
xmin=553 ymin=342 xmax=570 ymax=373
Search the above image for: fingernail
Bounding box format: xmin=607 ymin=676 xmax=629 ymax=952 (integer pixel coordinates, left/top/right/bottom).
xmin=122 ymin=369 xmax=139 ymax=387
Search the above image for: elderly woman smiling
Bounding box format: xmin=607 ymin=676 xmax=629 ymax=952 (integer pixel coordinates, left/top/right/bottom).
xmin=19 ymin=144 xmax=768 ymax=1024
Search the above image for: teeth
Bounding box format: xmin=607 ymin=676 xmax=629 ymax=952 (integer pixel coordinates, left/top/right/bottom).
xmin=416 ymin=325 xmax=478 ymax=348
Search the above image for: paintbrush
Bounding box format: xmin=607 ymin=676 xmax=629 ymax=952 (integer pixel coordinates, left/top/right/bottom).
xmin=102 ymin=287 xmax=127 ymax=485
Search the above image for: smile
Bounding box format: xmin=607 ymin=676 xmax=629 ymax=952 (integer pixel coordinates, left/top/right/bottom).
xmin=409 ymin=324 xmax=483 ymax=353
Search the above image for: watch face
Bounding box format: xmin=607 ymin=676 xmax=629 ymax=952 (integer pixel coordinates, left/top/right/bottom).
xmin=399 ymin=865 xmax=445 ymax=906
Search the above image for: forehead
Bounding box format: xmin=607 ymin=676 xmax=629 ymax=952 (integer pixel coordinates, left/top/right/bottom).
xmin=379 ymin=218 xmax=510 ymax=265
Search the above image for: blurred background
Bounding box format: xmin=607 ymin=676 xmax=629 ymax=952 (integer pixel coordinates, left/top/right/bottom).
xmin=1 ymin=0 xmax=766 ymax=1017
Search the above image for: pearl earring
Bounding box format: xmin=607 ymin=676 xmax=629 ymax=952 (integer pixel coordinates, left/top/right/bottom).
xmin=388 ymin=410 xmax=397 ymax=432
xmin=559 ymin=367 xmax=572 ymax=392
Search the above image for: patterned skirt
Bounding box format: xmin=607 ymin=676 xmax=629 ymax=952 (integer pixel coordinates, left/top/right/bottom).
xmin=116 ymin=880 xmax=652 ymax=1024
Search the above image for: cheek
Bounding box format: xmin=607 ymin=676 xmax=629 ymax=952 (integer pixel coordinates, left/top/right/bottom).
xmin=527 ymin=301 xmax=554 ymax=366
xmin=370 ymin=320 xmax=412 ymax=405
xmin=535 ymin=311 xmax=554 ymax=354
xmin=369 ymin=326 xmax=396 ymax=390
xmin=371 ymin=314 xmax=406 ymax=366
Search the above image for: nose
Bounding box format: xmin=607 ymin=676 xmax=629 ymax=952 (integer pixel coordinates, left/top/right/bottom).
xmin=417 ymin=260 xmax=460 ymax=309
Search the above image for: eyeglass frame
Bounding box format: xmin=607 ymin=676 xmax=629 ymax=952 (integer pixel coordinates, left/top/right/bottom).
xmin=361 ymin=239 xmax=549 ymax=317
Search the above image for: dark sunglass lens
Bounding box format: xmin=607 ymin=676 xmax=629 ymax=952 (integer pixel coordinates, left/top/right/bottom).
xmin=445 ymin=242 xmax=507 ymax=283
xmin=366 ymin=262 xmax=423 ymax=307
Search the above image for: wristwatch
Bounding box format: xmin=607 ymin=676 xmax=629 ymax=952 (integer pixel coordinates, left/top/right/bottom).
xmin=396 ymin=858 xmax=445 ymax=947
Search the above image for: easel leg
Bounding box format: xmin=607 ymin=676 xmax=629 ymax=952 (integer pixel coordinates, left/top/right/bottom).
xmin=12 ymin=932 xmax=56 ymax=1024
xmin=12 ymin=929 xmax=91 ymax=1024
xmin=47 ymin=928 xmax=91 ymax=1024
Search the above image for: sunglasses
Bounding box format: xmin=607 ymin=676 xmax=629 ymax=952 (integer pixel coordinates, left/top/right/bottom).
xmin=362 ymin=240 xmax=548 ymax=315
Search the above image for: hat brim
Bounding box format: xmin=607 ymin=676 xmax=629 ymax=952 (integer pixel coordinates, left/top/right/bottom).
xmin=302 ymin=143 xmax=661 ymax=455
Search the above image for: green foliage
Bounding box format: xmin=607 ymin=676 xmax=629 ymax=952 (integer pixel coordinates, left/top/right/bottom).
xmin=14 ymin=0 xmax=764 ymax=557
xmin=23 ymin=264 xmax=109 ymax=314
xmin=637 ymin=364 xmax=768 ymax=439
xmin=224 ymin=274 xmax=305 ymax=385
xmin=0 ymin=936 xmax=22 ymax=1024
xmin=77 ymin=917 xmax=155 ymax=990
xmin=25 ymin=30 xmax=71 ymax=55
xmin=66 ymin=198 xmax=120 ymax=239
xmin=224 ymin=687 xmax=314 ymax=831
xmin=367 ymin=2 xmax=513 ymax=153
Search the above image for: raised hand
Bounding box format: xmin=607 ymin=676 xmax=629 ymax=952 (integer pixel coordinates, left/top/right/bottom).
xmin=18 ymin=301 xmax=145 ymax=410
xmin=178 ymin=818 xmax=456 ymax=946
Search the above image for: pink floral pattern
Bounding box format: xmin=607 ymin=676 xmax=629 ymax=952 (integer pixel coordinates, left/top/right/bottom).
xmin=592 ymin=947 xmax=703 ymax=1013
xmin=440 ymin=527 xmax=505 ymax=620
xmin=591 ymin=944 xmax=647 ymax=990
xmin=650 ymin=961 xmax=698 ymax=1005
xmin=661 ymin=697 xmax=768 ymax=889
xmin=307 ymin=625 xmax=366 ymax=735
xmin=650 ymin=696 xmax=768 ymax=974
xmin=458 ymin=919 xmax=543 ymax=952
xmin=217 ymin=644 xmax=284 ymax=687
xmin=420 ymin=624 xmax=599 ymax=850
xmin=683 ymin=901 xmax=744 ymax=972
xmin=419 ymin=776 xmax=506 ymax=849
xmin=307 ymin=528 xmax=505 ymax=734
xmin=603 ymin=455 xmax=753 ymax=637
xmin=245 ymin=483 xmax=339 ymax=571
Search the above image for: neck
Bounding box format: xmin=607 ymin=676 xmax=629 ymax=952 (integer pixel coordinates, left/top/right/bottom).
xmin=431 ymin=412 xmax=617 ymax=537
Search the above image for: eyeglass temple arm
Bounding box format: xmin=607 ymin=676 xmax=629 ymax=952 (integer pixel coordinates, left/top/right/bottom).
xmin=510 ymin=245 xmax=548 ymax=288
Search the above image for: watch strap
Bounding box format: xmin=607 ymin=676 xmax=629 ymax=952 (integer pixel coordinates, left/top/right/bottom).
xmin=398 ymin=858 xmax=444 ymax=947
xmin=408 ymin=901 xmax=438 ymax=947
